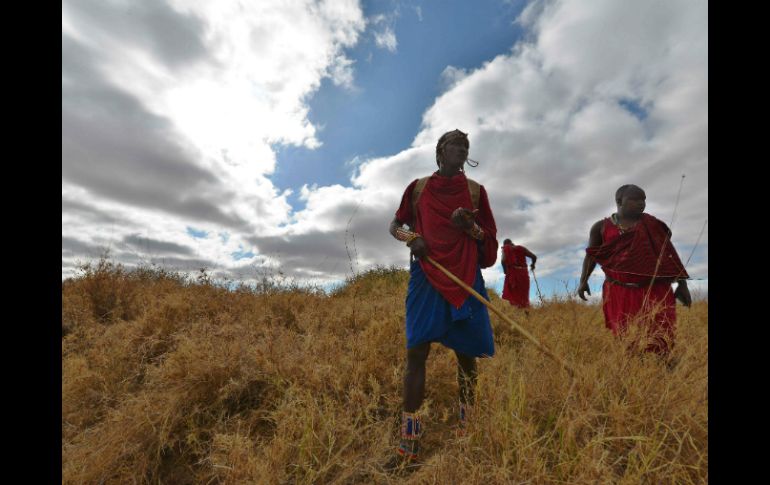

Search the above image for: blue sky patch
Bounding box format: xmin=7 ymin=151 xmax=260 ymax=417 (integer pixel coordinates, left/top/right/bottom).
xmin=187 ymin=227 xmax=209 ymax=239
xmin=270 ymin=0 xmax=527 ymax=212
xmin=618 ymin=97 xmax=649 ymax=121
xmin=231 ymin=247 xmax=255 ymax=261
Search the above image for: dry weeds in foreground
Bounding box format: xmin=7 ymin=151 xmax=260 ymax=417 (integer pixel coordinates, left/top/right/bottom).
xmin=62 ymin=259 xmax=707 ymax=484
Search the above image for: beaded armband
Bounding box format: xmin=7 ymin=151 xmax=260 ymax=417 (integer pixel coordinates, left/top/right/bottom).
xmin=395 ymin=227 xmax=422 ymax=246
xmin=466 ymin=223 xmax=484 ymax=241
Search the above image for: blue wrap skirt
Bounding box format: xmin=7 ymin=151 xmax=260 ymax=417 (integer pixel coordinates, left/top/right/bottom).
xmin=405 ymin=259 xmax=495 ymax=357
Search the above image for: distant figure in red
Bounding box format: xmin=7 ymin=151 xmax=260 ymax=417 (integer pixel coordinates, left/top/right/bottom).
xmin=577 ymin=185 xmax=691 ymax=357
xmin=501 ymin=239 xmax=537 ymax=308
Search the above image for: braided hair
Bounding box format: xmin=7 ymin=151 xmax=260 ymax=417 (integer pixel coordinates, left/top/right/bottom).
xmin=435 ymin=129 xmax=476 ymax=169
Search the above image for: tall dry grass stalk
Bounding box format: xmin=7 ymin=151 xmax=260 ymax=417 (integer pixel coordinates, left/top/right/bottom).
xmin=62 ymin=259 xmax=707 ymax=484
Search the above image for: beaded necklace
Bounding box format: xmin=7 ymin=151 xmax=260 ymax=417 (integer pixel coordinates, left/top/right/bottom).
xmin=611 ymin=213 xmax=639 ymax=234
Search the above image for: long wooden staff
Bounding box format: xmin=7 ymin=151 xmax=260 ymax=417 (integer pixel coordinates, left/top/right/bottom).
xmin=530 ymin=267 xmax=546 ymax=306
xmin=425 ymin=256 xmax=575 ymax=377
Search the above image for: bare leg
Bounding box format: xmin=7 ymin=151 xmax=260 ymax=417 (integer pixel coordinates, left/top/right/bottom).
xmin=393 ymin=342 xmax=432 ymax=463
xmin=454 ymin=351 xmax=477 ymax=406
xmin=403 ymin=342 xmax=431 ymax=412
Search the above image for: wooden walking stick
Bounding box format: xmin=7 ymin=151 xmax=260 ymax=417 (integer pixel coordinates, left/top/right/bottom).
xmin=424 ymin=256 xmax=576 ymax=377
xmin=531 ymin=267 xmax=546 ymax=306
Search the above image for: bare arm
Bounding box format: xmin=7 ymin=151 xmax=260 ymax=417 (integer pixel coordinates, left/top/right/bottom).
xmin=657 ymin=220 xmax=691 ymax=307
xmin=674 ymin=279 xmax=692 ymax=307
xmin=667 ymin=226 xmax=692 ymax=307
xmin=389 ymin=216 xmax=427 ymax=259
xmin=522 ymin=247 xmax=537 ymax=269
xmin=577 ymin=220 xmax=603 ymax=301
xmin=389 ymin=217 xmax=403 ymax=239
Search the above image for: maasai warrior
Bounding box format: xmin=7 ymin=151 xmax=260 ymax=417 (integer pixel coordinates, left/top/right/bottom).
xmin=388 ymin=129 xmax=498 ymax=462
xmin=577 ymin=184 xmax=692 ymax=356
xmin=501 ymin=239 xmax=537 ymax=309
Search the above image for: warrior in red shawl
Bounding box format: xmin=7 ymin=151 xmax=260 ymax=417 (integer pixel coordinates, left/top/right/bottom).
xmin=501 ymin=239 xmax=537 ymax=309
xmin=387 ymin=129 xmax=498 ymax=463
xmin=577 ymin=185 xmax=692 ymax=357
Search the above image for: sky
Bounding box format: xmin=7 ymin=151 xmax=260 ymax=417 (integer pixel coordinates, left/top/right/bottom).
xmin=62 ymin=0 xmax=708 ymax=302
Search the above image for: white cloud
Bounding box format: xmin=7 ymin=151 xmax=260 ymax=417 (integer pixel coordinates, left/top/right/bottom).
xmin=289 ymin=0 xmax=707 ymax=287
xmin=415 ymin=6 xmax=423 ymax=22
xmin=329 ymin=55 xmax=357 ymax=89
xmin=369 ymin=10 xmax=399 ymax=53
xmin=439 ymin=66 xmax=469 ymax=92
xmin=63 ymin=0 xmax=707 ymax=294
xmin=374 ymin=26 xmax=398 ymax=52
xmin=62 ymin=0 xmax=366 ymax=280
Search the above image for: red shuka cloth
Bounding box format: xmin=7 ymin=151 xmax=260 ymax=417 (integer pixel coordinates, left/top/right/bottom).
xmin=586 ymin=213 xmax=689 ymax=280
xmin=395 ymin=172 xmax=498 ymax=308
xmin=586 ymin=214 xmax=687 ymax=355
xmin=501 ymin=244 xmax=530 ymax=308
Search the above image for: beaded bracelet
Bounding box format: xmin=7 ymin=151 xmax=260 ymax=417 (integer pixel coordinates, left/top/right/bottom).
xmin=395 ymin=227 xmax=422 ymax=246
xmin=406 ymin=233 xmax=422 ymax=246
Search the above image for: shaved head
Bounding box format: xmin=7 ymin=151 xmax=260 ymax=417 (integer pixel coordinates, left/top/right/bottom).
xmin=615 ymin=184 xmax=645 ymax=204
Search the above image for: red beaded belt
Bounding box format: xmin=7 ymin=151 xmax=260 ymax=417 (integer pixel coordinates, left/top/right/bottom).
xmin=511 ymin=265 xmax=527 ymax=270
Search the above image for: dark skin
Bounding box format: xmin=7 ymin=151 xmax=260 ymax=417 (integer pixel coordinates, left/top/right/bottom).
xmin=388 ymin=138 xmax=481 ymax=413
xmin=577 ymin=187 xmax=691 ymax=306
xmin=501 ymin=241 xmax=537 ymax=273
xmin=388 ymin=139 xmax=475 ymax=258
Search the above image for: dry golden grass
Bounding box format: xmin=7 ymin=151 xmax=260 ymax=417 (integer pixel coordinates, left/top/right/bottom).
xmin=62 ymin=259 xmax=707 ymax=484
